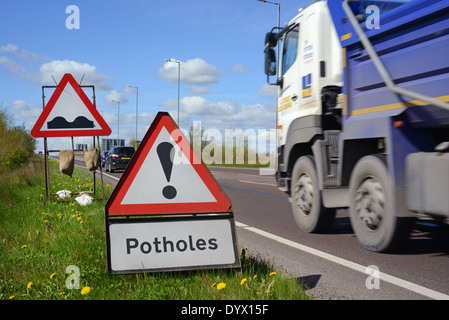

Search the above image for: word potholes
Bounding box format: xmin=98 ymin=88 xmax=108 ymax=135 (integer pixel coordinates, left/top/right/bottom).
xmin=126 ymin=236 xmax=218 ymax=255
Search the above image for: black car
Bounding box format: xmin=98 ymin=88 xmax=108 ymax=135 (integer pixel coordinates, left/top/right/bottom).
xmin=105 ymin=146 xmax=135 ymax=173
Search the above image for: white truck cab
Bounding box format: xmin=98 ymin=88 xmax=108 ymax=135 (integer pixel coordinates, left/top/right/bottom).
xmin=265 ymin=1 xmax=342 ymax=192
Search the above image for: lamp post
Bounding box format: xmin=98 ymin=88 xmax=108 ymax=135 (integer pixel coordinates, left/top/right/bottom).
xmin=165 ymin=58 xmax=181 ymax=126
xmin=258 ymin=0 xmax=280 ymax=170
xmin=112 ymin=99 xmax=120 ymax=146
xmin=127 ymin=85 xmax=139 ymax=148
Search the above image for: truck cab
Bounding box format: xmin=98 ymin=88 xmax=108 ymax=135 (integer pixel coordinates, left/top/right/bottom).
xmin=265 ymin=1 xmax=343 ymax=192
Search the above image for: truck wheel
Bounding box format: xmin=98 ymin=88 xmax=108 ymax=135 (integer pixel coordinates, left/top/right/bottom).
xmin=291 ymin=156 xmax=336 ymax=233
xmin=349 ymin=155 xmax=411 ymax=252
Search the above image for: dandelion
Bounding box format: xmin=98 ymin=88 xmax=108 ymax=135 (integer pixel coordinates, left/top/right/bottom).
xmin=9 ymin=295 xmax=15 ymax=300
xmin=211 ymin=282 xmax=216 ymax=288
xmin=253 ymin=275 xmax=258 ymax=279
xmin=240 ymin=278 xmax=247 ymax=285
xmin=81 ymin=286 xmax=91 ymax=295
xmin=21 ymin=245 xmax=27 ymax=249
xmin=80 ymin=221 xmax=84 ymax=225
xmin=27 ymin=282 xmax=32 ymax=289
xmin=77 ymin=217 xmax=81 ymax=221
xmin=216 ymin=283 xmax=226 ymax=290
xmin=50 ymin=273 xmax=56 ymax=279
xmin=269 ymin=272 xmax=277 ymax=276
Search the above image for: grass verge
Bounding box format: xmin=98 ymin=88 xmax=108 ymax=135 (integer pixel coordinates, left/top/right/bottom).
xmin=0 ymin=156 xmax=311 ymax=300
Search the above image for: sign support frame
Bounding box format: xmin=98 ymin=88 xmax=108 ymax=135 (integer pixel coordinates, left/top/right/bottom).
xmin=40 ymin=83 xmax=106 ymax=206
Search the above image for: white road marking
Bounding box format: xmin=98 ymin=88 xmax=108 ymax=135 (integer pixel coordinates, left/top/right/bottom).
xmin=235 ymin=221 xmax=449 ymax=300
xmin=238 ymin=179 xmax=277 ymax=187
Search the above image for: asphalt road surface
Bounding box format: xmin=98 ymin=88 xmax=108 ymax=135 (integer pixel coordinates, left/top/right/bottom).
xmin=70 ymin=156 xmax=449 ymax=300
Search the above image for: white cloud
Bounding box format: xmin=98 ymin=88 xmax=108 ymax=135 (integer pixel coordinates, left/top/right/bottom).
xmin=0 ymin=44 xmax=50 ymax=61
xmin=187 ymin=85 xmax=210 ymax=95
xmin=229 ymin=63 xmax=250 ymax=74
xmin=104 ymin=90 xmax=129 ymax=104
xmin=258 ymin=83 xmax=277 ymax=97
xmin=159 ymin=58 xmax=221 ymax=84
xmin=9 ymin=100 xmax=42 ymax=128
xmin=39 ymin=60 xmax=113 ymax=90
xmin=161 ymin=96 xmax=275 ymax=130
xmin=0 ymin=56 xmax=34 ymax=81
xmin=0 ymin=45 xmax=113 ymax=89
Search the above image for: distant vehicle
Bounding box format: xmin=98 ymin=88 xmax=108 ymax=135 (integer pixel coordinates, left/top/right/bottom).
xmin=105 ymin=146 xmax=135 ymax=173
xmin=101 ymin=150 xmax=109 ymax=167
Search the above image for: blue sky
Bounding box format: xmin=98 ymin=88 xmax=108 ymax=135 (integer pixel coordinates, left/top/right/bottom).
xmin=0 ymin=0 xmax=310 ymax=151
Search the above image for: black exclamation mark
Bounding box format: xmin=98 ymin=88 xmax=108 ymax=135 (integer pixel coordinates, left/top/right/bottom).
xmin=157 ymin=142 xmax=177 ymax=199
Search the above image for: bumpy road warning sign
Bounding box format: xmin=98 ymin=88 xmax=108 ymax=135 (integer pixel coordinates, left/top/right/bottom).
xmin=31 ymin=73 xmax=111 ymax=138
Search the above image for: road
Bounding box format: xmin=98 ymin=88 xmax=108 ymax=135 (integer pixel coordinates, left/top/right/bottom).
xmin=72 ymin=157 xmax=449 ymax=300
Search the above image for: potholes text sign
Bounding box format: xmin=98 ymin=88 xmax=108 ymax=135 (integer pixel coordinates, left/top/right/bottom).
xmin=106 ymin=216 xmax=240 ymax=273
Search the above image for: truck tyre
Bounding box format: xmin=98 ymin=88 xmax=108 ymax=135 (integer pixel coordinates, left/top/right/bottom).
xmin=291 ymin=155 xmax=336 ymax=233
xmin=349 ymin=155 xmax=411 ymax=252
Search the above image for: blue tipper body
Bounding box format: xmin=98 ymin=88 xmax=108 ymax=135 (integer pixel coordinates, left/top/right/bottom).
xmin=328 ymin=0 xmax=449 ymax=191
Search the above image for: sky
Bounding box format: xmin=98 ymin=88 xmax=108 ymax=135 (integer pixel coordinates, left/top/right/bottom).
xmin=0 ymin=0 xmax=311 ymax=152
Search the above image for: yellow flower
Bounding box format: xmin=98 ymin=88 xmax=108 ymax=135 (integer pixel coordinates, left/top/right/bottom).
xmin=50 ymin=273 xmax=56 ymax=279
xmin=216 ymin=283 xmax=226 ymax=290
xmin=21 ymin=245 xmax=27 ymax=249
xmin=253 ymin=275 xmax=257 ymax=279
xmin=81 ymin=286 xmax=91 ymax=295
xmin=77 ymin=217 xmax=81 ymax=220
xmin=8 ymin=295 xmax=15 ymax=300
xmin=27 ymin=282 xmax=32 ymax=289
xmin=80 ymin=221 xmax=84 ymax=225
xmin=240 ymin=278 xmax=247 ymax=285
xmin=211 ymin=282 xmax=216 ymax=288
xmin=269 ymin=272 xmax=277 ymax=276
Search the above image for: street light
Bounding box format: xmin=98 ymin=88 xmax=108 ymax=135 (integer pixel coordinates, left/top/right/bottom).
xmin=258 ymin=0 xmax=280 ymax=170
xmin=112 ymin=99 xmax=120 ymax=146
xmin=165 ymin=58 xmax=181 ymax=126
xmin=127 ymin=84 xmax=139 ymax=148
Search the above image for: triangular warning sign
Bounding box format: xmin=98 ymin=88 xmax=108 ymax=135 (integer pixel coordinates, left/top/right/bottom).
xmin=31 ymin=73 xmax=111 ymax=138
xmin=106 ymin=112 xmax=232 ymax=216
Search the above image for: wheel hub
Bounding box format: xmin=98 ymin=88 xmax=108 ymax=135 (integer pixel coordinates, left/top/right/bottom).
xmin=354 ymin=178 xmax=385 ymax=230
xmin=293 ymin=173 xmax=314 ymax=215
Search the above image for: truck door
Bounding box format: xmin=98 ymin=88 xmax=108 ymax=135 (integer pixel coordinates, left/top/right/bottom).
xmin=278 ymin=24 xmax=300 ymax=117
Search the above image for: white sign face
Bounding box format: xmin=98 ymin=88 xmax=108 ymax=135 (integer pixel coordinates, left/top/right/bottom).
xmin=121 ymin=127 xmax=216 ymax=205
xmin=107 ymin=216 xmax=240 ymax=273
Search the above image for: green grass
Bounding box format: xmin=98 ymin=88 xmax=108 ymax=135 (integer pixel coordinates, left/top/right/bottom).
xmin=0 ymin=156 xmax=311 ymax=300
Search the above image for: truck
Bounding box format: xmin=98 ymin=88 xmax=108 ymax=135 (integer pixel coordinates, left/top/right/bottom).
xmin=264 ymin=0 xmax=449 ymax=252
